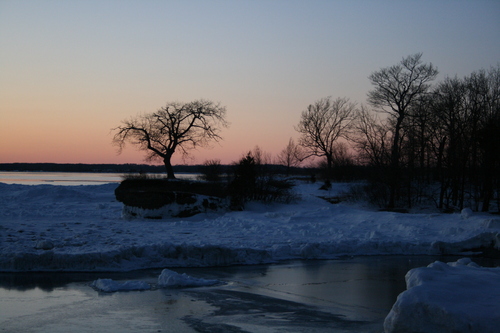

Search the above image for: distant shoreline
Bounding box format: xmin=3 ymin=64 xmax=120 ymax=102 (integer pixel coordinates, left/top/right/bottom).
xmin=0 ymin=163 xmax=315 ymax=177
xmin=0 ymin=163 xmax=199 ymax=174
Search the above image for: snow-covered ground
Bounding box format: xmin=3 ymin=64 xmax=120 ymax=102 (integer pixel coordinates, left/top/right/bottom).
xmin=1 ymin=180 xmax=499 ymax=332
xmin=1 ymin=180 xmax=498 ymax=272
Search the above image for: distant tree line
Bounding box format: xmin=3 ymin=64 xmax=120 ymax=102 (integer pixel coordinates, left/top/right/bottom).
xmin=294 ymin=54 xmax=499 ymax=213
xmin=357 ymin=58 xmax=499 ymax=212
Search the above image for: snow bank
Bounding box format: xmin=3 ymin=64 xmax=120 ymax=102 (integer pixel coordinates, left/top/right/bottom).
xmin=157 ymin=268 xmax=220 ymax=287
xmin=384 ymin=258 xmax=500 ymax=333
xmin=1 ymin=181 xmax=499 ymax=271
xmin=91 ymin=279 xmax=151 ymax=292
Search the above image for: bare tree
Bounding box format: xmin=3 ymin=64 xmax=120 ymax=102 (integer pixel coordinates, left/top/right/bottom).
xmin=276 ymin=138 xmax=306 ymax=176
xmin=112 ymin=99 xmax=228 ymax=179
xmin=296 ymin=96 xmax=356 ymax=177
xmin=249 ymin=145 xmax=272 ymax=166
xmin=353 ymin=105 xmax=392 ymax=167
xmin=367 ymin=53 xmax=438 ymax=209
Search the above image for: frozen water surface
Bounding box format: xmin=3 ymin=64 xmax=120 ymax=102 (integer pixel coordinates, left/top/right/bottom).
xmin=2 ymin=256 xmax=499 ymax=332
xmin=0 ymin=256 xmax=458 ymax=332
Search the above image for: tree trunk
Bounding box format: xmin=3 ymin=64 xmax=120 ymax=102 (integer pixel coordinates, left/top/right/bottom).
xmin=388 ymin=117 xmax=403 ymax=210
xmin=481 ymin=152 xmax=495 ymax=212
xmin=326 ymin=154 xmax=333 ymax=180
xmin=437 ymin=138 xmax=446 ymax=209
xmin=163 ymin=154 xmax=176 ymax=179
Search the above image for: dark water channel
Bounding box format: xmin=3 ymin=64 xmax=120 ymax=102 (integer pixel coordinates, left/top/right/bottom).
xmin=1 ymin=255 xmax=498 ymax=333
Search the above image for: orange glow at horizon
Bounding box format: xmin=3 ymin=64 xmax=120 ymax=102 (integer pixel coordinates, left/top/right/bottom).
xmin=1 ymin=1 xmax=498 ymax=167
xmin=0 ymin=107 xmax=299 ymax=166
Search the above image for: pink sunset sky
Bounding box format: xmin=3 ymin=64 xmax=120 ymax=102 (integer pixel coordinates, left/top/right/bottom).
xmin=1 ymin=0 xmax=499 ymax=166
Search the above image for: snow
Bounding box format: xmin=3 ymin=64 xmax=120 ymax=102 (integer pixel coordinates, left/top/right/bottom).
xmin=1 ymin=181 xmax=498 ymax=272
xmin=384 ymin=258 xmax=500 ymax=333
xmin=1 ymin=180 xmax=499 ymax=331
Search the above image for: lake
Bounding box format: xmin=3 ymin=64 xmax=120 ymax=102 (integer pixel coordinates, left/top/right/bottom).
xmin=3 ymin=256 xmax=497 ymax=332
xmin=0 ymin=171 xmax=199 ymax=186
xmin=0 ymin=256 xmax=466 ymax=333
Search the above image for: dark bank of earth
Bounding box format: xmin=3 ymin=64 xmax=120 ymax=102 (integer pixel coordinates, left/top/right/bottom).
xmin=114 ymin=178 xmax=229 ymax=218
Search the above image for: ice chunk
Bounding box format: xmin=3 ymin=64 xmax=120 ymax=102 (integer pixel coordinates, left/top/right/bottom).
xmin=384 ymin=258 xmax=500 ymax=333
xmin=157 ymin=268 xmax=220 ymax=288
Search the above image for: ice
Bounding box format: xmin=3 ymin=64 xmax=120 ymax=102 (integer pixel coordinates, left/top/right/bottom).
xmin=91 ymin=268 xmax=219 ymax=292
xmin=157 ymin=268 xmax=220 ymax=287
xmin=384 ymin=258 xmax=500 ymax=333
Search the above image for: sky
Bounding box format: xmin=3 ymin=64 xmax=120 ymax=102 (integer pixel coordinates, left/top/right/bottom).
xmin=1 ymin=0 xmax=499 ymax=166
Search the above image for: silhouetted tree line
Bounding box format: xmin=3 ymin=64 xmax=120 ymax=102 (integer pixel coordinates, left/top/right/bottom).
xmin=351 ymin=58 xmax=500 ymax=213
xmin=294 ymin=54 xmax=499 ymax=213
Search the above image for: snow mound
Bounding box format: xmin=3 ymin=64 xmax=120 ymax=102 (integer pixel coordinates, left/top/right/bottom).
xmin=91 ymin=278 xmax=151 ymax=292
xmin=384 ymin=258 xmax=500 ymax=333
xmin=483 ymin=218 xmax=500 ymax=229
xmin=18 ymin=185 xmax=92 ymax=202
xmin=158 ymin=268 xmax=220 ymax=288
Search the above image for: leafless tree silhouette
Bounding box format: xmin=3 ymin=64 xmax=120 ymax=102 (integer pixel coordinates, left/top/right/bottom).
xmin=296 ymin=96 xmax=356 ymax=177
xmin=276 ymin=138 xmax=306 ymax=176
xmin=112 ymin=99 xmax=228 ymax=179
xmin=368 ymin=53 xmax=438 ymax=209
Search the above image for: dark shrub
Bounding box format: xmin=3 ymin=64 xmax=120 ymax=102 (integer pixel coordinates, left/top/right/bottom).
xmin=199 ymin=159 xmax=225 ymax=182
xmin=228 ymin=152 xmax=297 ymax=209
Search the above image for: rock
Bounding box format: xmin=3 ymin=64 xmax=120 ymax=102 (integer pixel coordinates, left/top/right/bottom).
xmin=115 ymin=179 xmax=229 ymax=218
xmin=35 ymin=240 xmax=54 ymax=250
xmin=461 ymin=208 xmax=473 ymax=219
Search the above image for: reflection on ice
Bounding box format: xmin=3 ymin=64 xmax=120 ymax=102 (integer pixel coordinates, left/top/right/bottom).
xmin=91 ymin=278 xmax=151 ymax=292
xmin=0 ymin=257 xmax=427 ymax=332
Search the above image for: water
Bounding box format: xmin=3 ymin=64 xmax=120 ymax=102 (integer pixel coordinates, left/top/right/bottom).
xmin=0 ymin=256 xmax=474 ymax=333
xmin=0 ymin=171 xmax=200 ymax=186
